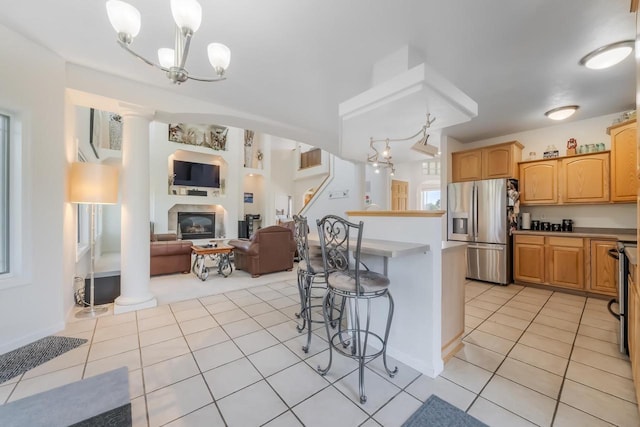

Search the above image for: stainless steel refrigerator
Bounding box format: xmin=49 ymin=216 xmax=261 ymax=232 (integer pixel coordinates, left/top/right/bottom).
xmin=447 ymin=178 xmax=518 ymax=285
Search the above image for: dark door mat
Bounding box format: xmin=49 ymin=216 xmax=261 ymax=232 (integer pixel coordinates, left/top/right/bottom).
xmin=0 ymin=336 xmax=87 ymax=383
xmin=0 ymin=367 xmax=130 ymax=427
xmin=402 ymin=395 xmax=488 ymax=427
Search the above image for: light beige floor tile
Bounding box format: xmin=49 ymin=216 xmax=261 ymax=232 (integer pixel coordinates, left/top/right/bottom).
xmin=256 ymin=290 xmax=286 ymax=301
xmin=526 ymin=322 xmax=575 ymax=344
xmin=463 ymin=330 xmax=515 ymax=355
xmin=509 ymin=343 xmax=568 ymax=376
xmin=441 ymin=357 xmax=492 ymax=393
xmin=544 ymin=301 xmax=583 ymax=315
xmin=574 ymin=334 xmax=628 ymax=360
xmin=366 ymin=353 xmax=420 ymax=389
xmin=143 ymin=353 xmax=200 ymax=393
xmin=173 ymin=306 xmax=210 ymax=322
xmin=553 ymin=403 xmax=615 ymax=427
xmin=548 ymin=293 xmax=586 ymax=307
xmin=193 ymin=339 xmax=244 ymax=372
xmin=242 ymin=302 xmax=277 ymax=317
xmin=475 ymin=293 xmax=510 ymax=305
xmin=405 ymin=376 xmax=476 ymax=411
xmin=481 ymin=375 xmax=555 ymax=426
xmin=268 ymin=296 xmax=300 ymax=309
xmin=512 ymin=293 xmax=549 ymax=305
xmin=373 ymin=391 xmax=422 ymax=427
xmin=293 ymin=385 xmax=368 ymax=427
xmin=170 ymin=299 xmax=203 ymax=312
xmin=233 ymin=329 xmax=279 ymax=355
xmin=263 ymin=410 xmax=303 ymax=427
xmin=497 ymin=357 xmax=563 ymax=398
xmin=465 ymin=305 xmax=494 ymax=319
xmin=179 ymin=315 xmax=219 ymax=335
xmin=560 ymin=379 xmax=640 ymax=427
xmin=203 ymin=357 xmax=263 ymax=399
xmin=217 ymin=380 xmax=288 ymax=427
xmin=571 ymin=346 xmax=632 ymax=379
xmin=283 ymin=332 xmax=329 ymax=359
xmin=534 ymin=314 xmax=579 ymax=333
xmin=139 ymin=323 xmax=183 ymax=347
xmin=198 ymin=294 xmax=229 ymax=305
xmin=184 ymin=326 xmax=230 ymax=351
xmin=539 ymin=306 xmax=582 ymax=323
xmin=164 ymin=404 xmax=225 ymax=427
xmin=496 ymin=305 xmax=537 ymax=321
xmin=221 ymin=318 xmax=263 ymax=338
xmin=97 ymin=311 xmax=136 ymax=328
xmin=582 ymin=307 xmax=618 ymax=322
xmin=566 ymin=361 xmax=636 ymax=403
xmin=465 ymin=314 xmax=484 ymax=328
xmin=518 ymin=331 xmax=572 ymax=358
xmin=88 ymin=333 xmax=139 ymax=361
xmin=205 ymin=300 xmax=239 ymax=315
xmin=488 ymin=312 xmax=531 ymax=330
xmin=580 ymin=316 xmax=618 ymax=333
xmin=93 ymin=320 xmax=138 ymax=343
xmin=468 ymin=397 xmax=537 ymax=427
xmin=477 ymin=320 xmax=524 ymax=341
xmin=131 ymin=395 xmax=148 ymax=427
xmin=231 ymin=294 xmax=263 ymax=307
xmin=138 ymin=313 xmax=177 ymax=332
xmin=0 ymin=383 xmax=15 ymax=404
xmin=129 ymin=369 xmax=144 ymax=399
xmin=22 ymin=345 xmax=89 ymax=379
xmin=141 ymin=336 xmax=191 ymax=367
xmin=8 ymin=365 xmax=84 ymax=401
xmin=61 ymin=319 xmax=96 ymax=335
xmin=467 ymin=299 xmax=502 ymax=312
xmin=137 ymin=304 xmax=172 ymax=320
xmin=254 ymin=310 xmax=290 ymax=328
xmin=504 ymin=300 xmax=542 ymax=314
xmin=146 ymin=375 xmax=213 ymax=427
xmin=269 ymin=361 xmax=331 ymax=407
xmin=84 ymin=348 xmax=141 ymax=377
xmin=454 ymin=342 xmax=505 ymax=372
xmin=279 ymin=304 xmax=302 ymax=320
xmin=334 ymin=367 xmax=401 ymax=414
xmin=249 ymin=344 xmax=302 ymax=377
xmin=267 ymin=320 xmax=303 ymax=342
xmin=225 ymin=289 xmax=255 ymax=300
xmin=212 ymin=308 xmax=249 ymax=325
xmin=578 ymin=324 xmax=618 ymax=344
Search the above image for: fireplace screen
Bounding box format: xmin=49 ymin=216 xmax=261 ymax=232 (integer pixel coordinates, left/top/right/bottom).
xmin=178 ymin=212 xmax=215 ymax=239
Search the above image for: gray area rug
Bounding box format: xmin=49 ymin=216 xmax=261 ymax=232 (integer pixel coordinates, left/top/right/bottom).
xmin=0 ymin=367 xmax=130 ymax=427
xmin=402 ymin=395 xmax=488 ymax=427
xmin=0 ymin=336 xmax=87 ymax=383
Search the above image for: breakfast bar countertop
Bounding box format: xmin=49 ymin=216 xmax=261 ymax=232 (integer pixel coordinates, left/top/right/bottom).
xmin=307 ymin=235 xmax=430 ymax=258
xmin=512 ymin=227 xmax=637 ymax=242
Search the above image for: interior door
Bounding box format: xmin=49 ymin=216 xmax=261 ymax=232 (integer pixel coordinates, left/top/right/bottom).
xmin=391 ymin=180 xmax=408 ymax=211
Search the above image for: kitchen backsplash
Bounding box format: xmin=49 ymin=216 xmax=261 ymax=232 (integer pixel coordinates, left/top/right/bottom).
xmin=523 ymin=204 xmax=636 ymax=229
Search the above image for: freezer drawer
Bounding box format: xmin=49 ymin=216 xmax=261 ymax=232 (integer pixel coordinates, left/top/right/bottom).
xmin=467 ymin=243 xmax=508 ymax=285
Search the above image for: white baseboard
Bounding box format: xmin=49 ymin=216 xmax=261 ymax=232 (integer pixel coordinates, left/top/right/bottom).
xmin=0 ymin=321 xmax=66 ymax=354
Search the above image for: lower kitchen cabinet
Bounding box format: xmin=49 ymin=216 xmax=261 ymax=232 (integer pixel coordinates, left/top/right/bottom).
xmin=628 ymin=264 xmax=640 ymax=404
xmin=514 ymin=235 xmax=545 ymax=283
xmin=546 ymin=237 xmax=584 ymax=290
xmin=513 ymin=234 xmax=616 ymax=296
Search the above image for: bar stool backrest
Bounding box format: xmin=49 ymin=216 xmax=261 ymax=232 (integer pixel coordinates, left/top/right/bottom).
xmin=316 ymin=215 xmax=364 ymax=294
xmin=292 ymin=215 xmax=314 ymax=271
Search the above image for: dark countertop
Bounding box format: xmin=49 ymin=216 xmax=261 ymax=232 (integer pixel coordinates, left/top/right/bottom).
xmin=512 ymin=227 xmax=637 ymax=242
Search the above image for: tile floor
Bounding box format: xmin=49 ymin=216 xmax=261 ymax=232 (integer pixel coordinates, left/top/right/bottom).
xmin=1 ymin=276 xmax=639 ymax=426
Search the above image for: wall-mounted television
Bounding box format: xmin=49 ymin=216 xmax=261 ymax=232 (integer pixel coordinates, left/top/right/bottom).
xmin=173 ymin=160 xmax=220 ymax=188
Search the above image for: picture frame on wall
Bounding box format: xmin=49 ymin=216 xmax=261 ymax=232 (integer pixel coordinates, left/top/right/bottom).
xmin=244 ymin=192 xmax=254 ymax=203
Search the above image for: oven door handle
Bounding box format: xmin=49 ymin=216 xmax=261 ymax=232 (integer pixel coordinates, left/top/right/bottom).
xmin=608 ymin=248 xmax=620 ymax=260
xmin=608 ymin=298 xmax=621 ymax=320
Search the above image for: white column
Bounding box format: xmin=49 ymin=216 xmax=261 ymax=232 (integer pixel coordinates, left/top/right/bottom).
xmin=114 ymin=104 xmax=157 ymax=314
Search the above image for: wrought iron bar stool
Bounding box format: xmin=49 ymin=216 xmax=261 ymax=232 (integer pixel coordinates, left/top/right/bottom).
xmin=292 ymin=215 xmax=342 ymax=353
xmin=315 ymin=214 xmax=397 ymax=404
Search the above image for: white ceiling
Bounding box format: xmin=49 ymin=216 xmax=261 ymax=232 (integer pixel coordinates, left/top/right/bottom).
xmin=0 ymin=0 xmax=635 ymax=154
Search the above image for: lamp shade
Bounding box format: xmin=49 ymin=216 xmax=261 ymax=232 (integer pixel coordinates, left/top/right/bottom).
xmin=158 ymin=48 xmax=175 ymax=68
xmin=106 ymin=0 xmax=141 ymax=38
xmin=69 ymin=162 xmax=119 ymax=205
xmin=207 ymin=43 xmax=231 ymax=70
xmin=170 ymin=0 xmax=202 ymax=33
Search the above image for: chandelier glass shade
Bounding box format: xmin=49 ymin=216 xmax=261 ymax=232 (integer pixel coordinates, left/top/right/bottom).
xmin=106 ymin=0 xmax=231 ymax=84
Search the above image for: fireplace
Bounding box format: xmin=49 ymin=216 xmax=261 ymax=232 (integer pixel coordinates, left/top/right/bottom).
xmin=178 ymin=212 xmax=215 ymax=239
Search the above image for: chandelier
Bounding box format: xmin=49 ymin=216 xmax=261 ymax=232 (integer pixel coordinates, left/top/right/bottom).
xmin=106 ymin=0 xmax=231 ymax=84
xmin=367 ymin=114 xmax=438 ymax=175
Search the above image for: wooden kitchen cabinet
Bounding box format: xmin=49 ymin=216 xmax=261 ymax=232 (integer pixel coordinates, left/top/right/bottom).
xmin=561 ymin=152 xmax=610 ymax=203
xmin=514 ymin=235 xmax=545 ymax=283
xmin=519 ymin=160 xmax=558 ymax=204
xmin=546 ymin=237 xmax=584 ymax=290
xmin=609 ymin=120 xmax=637 ymax=203
xmin=451 ymin=150 xmax=483 ymax=182
xmin=587 ymin=239 xmax=617 ymax=296
xmin=451 ymin=141 xmax=522 ymax=182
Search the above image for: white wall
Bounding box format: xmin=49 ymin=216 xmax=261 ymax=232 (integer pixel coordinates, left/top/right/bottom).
xmin=0 ymin=24 xmax=67 ymax=352
xmin=270 ymin=142 xmax=296 ymax=219
xmin=446 ymin=112 xmax=637 ymax=229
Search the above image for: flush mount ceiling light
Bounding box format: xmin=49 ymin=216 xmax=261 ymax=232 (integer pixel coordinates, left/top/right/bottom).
xmin=544 ymin=105 xmax=579 ymax=121
xmin=106 ymin=0 xmax=230 ymax=84
xmin=366 ymin=114 xmax=438 ymax=175
xmin=580 ymin=40 xmax=634 ymax=70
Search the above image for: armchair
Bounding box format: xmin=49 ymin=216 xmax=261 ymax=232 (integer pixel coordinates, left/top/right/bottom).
xmin=229 ymin=225 xmax=296 ymax=277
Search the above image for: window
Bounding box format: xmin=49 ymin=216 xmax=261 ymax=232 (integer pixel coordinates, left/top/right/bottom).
xmin=422 ymin=160 xmax=440 ymax=176
xmin=420 ymin=188 xmax=441 ymax=210
xmin=0 ymin=114 xmax=8 ymax=274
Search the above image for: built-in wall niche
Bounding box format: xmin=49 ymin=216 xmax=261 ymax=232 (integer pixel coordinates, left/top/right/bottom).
xmin=168 ymin=204 xmax=226 ymax=238
xmin=168 ymin=149 xmax=228 ymax=196
xmin=168 ymin=123 xmax=228 ymax=151
xmin=243 ymin=174 xmax=265 ymax=218
xmin=90 ymin=108 xmax=122 ymax=157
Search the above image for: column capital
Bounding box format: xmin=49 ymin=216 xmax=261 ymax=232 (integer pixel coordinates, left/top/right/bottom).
xmin=118 ymin=102 xmax=155 ymax=121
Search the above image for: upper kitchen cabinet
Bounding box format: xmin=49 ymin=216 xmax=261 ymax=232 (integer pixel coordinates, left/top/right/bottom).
xmin=560 ymin=152 xmax=610 ymax=203
xmin=609 ymin=119 xmax=637 ymax=203
xmin=451 ymin=141 xmax=523 ymax=182
xmin=519 ymin=160 xmax=558 ymax=205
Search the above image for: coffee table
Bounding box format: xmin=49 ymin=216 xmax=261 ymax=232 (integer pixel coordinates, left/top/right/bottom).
xmin=191 ymin=244 xmax=234 ymax=281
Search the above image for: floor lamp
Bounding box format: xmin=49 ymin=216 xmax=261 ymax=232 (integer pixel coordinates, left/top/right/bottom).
xmin=69 ymin=162 xmax=119 ymax=318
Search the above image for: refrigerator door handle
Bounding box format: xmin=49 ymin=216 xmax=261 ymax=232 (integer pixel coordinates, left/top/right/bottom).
xmin=467 ymin=245 xmax=505 ymax=250
xmin=474 ymin=185 xmax=479 ymax=240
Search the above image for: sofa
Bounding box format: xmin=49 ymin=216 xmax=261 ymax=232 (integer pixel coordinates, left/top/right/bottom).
xmin=150 ymin=233 xmax=193 ymax=276
xmin=229 ymin=225 xmax=296 ymax=277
